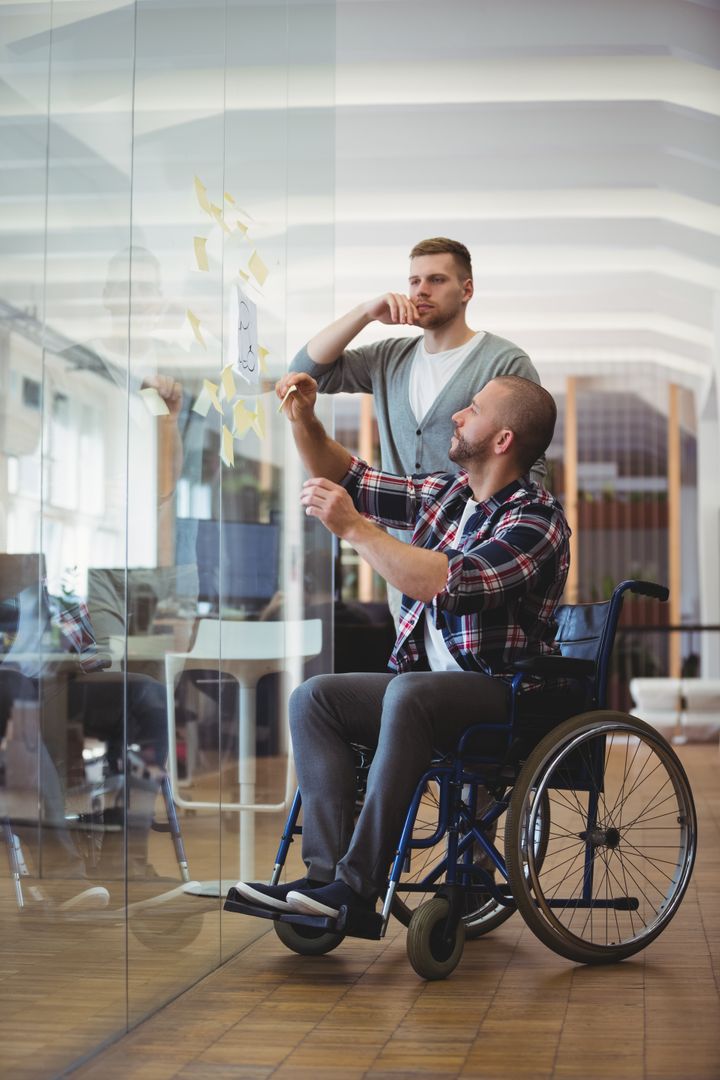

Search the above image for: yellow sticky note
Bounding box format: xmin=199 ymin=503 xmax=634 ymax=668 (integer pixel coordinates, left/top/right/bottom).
xmin=238 ymin=269 xmax=250 ymax=283
xmin=192 ymin=386 xmax=212 ymax=417
xmin=248 ymin=250 xmax=268 ymax=287
xmin=258 ymin=345 xmax=269 ymax=374
xmin=252 ymin=398 xmax=266 ymax=439
xmin=203 ymin=379 xmax=223 ymax=414
xmin=210 ymin=203 xmax=231 ymax=235
xmin=193 ymin=236 xmax=209 ymax=272
xmin=140 ymin=386 xmax=170 ymax=416
xmin=235 ymin=221 xmax=248 ymax=236
xmin=187 ymin=309 xmax=206 ymax=348
xmin=221 ymin=365 xmax=236 ymax=401
xmin=220 ymin=425 xmax=235 ymax=467
xmin=232 ymin=399 xmax=256 ymax=438
xmin=224 ymin=191 xmax=236 ymax=205
xmin=194 ymin=175 xmax=211 ymax=215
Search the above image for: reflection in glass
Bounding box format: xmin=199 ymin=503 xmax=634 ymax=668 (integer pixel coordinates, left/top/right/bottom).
xmin=0 ymin=0 xmax=335 ymax=1073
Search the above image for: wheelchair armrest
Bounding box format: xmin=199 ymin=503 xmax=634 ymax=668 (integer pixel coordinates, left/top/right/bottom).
xmin=510 ymin=655 xmax=596 ymax=679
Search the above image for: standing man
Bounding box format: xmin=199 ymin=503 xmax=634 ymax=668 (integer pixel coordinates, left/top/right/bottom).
xmin=292 ymin=238 xmax=544 ymax=840
xmin=290 ymin=237 xmax=544 ymax=478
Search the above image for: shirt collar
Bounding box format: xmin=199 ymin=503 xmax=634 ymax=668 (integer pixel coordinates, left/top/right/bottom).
xmin=473 ymin=476 xmax=530 ymax=516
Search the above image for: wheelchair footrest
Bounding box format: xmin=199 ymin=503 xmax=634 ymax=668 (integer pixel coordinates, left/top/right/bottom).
xmin=222 ymin=895 xmax=384 ymax=940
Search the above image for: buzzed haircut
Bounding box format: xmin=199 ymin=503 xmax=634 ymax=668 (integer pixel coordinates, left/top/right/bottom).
xmin=492 ymin=375 xmax=557 ymax=473
xmin=409 ymin=237 xmax=473 ymax=282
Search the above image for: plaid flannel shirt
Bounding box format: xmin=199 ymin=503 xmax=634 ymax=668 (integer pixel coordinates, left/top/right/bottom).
xmin=341 ymin=456 xmax=570 ymax=680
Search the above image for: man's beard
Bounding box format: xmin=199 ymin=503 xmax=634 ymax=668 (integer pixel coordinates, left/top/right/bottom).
xmin=449 ymin=430 xmax=494 ymax=465
xmin=418 ymin=301 xmax=462 ymax=331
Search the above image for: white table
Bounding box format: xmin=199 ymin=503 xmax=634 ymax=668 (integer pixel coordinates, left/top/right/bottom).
xmin=163 ymin=619 xmax=322 ymax=893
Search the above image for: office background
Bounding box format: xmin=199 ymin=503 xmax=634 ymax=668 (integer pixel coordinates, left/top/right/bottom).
xmin=1 ymin=1 xmax=718 ymax=1076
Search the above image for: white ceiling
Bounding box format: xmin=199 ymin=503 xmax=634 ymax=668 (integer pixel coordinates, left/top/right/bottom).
xmin=333 ymin=0 xmax=720 ymax=402
xmin=0 ymin=0 xmax=718 ymax=404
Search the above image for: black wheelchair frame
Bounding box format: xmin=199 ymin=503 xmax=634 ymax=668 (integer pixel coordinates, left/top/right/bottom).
xmin=224 ymin=581 xmax=697 ymax=980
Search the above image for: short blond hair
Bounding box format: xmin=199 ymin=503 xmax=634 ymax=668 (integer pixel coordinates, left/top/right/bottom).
xmin=409 ymin=237 xmax=472 ymax=281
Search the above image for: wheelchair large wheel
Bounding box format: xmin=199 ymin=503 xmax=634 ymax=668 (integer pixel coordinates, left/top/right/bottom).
xmin=391 ymin=780 xmax=549 ymax=939
xmin=406 ymin=898 xmax=465 ymax=981
xmin=506 ymin=711 xmax=697 ymax=965
xmin=273 ymin=920 xmax=345 ymax=956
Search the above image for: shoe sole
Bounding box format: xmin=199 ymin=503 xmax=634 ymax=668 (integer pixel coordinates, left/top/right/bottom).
xmin=59 ymin=886 xmax=110 ymax=912
xmin=285 ymin=890 xmax=339 ymax=918
xmin=232 ymin=883 xmax=293 ymax=912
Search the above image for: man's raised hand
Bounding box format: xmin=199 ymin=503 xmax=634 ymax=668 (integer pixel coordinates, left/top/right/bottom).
xmin=365 ymin=292 xmax=419 ymax=326
xmin=142 ymin=374 xmax=183 ymax=418
xmin=300 ymin=477 xmax=361 ymax=539
xmin=275 ymin=372 xmax=317 ymax=422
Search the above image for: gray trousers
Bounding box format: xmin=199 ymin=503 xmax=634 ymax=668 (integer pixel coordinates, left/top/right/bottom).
xmin=288 ymin=670 xmax=510 ymax=899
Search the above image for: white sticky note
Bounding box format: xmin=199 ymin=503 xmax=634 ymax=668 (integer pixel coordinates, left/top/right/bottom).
xmin=192 ymin=386 xmax=212 ymax=417
xmin=140 ymin=387 xmax=170 ymax=416
xmin=226 ymin=283 xmax=259 ymax=386
xmin=248 ymin=250 xmax=268 ymax=287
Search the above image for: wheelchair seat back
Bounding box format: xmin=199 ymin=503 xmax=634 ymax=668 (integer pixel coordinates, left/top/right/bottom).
xmin=554 ymin=599 xmax=613 ymax=707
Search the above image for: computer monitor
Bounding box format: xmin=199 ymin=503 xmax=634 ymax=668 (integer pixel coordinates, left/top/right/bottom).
xmin=195 ymin=520 xmax=280 ymax=610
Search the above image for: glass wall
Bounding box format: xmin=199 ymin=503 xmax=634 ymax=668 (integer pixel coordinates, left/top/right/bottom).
xmin=0 ymin=1 xmax=335 ymax=1073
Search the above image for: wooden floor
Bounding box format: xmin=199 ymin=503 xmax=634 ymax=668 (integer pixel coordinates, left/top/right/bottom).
xmin=68 ymin=743 xmax=720 ymax=1080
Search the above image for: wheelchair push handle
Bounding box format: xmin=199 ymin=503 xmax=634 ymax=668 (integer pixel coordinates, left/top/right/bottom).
xmin=619 ymin=580 xmax=669 ymax=602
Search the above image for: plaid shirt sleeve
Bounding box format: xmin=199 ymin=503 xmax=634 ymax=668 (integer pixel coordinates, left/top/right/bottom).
xmin=341 ymin=455 xmax=450 ymax=532
xmin=437 ymin=502 xmax=569 ymax=615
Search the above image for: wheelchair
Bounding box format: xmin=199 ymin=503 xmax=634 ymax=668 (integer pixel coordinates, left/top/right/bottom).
xmin=224 ymin=580 xmax=697 ymax=980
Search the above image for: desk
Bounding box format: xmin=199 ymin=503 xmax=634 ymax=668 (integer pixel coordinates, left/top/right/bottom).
xmin=163 ymin=619 xmax=322 ymax=890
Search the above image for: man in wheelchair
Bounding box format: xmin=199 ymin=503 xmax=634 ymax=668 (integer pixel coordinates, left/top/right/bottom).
xmin=234 ymin=371 xmax=573 ymax=922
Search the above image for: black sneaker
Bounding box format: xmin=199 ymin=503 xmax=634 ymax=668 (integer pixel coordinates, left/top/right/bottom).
xmin=286 ymin=880 xmax=376 ymax=919
xmin=228 ymin=877 xmax=324 ymax=912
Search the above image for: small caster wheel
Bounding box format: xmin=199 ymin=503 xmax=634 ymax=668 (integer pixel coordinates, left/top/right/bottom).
xmin=406 ymin=898 xmax=465 ymax=980
xmin=274 ymin=920 xmax=345 ymax=956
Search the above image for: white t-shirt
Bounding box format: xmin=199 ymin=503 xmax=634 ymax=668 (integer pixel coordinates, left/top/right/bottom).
xmin=424 ymin=496 xmax=479 ymax=672
xmin=408 ymin=332 xmax=485 ymax=424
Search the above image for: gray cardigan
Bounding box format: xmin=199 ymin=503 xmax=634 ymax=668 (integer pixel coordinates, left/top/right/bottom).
xmin=290 ymin=332 xmax=546 ymax=482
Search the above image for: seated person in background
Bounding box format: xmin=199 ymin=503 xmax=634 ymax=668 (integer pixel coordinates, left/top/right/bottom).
xmin=1 ymin=576 xmax=169 ymax=886
xmin=233 ymin=371 xmax=571 ymax=919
